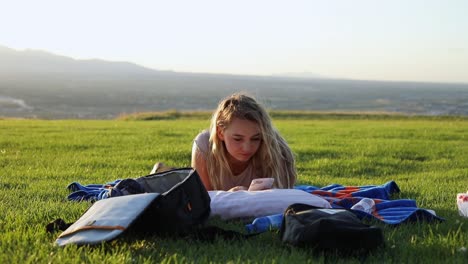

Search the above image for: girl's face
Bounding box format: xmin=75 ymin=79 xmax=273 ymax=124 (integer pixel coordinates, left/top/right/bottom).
xmin=218 ymin=117 xmax=262 ymax=163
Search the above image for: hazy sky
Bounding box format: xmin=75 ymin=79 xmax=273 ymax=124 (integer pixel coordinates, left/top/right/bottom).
xmin=1 ymin=0 xmax=467 ymax=83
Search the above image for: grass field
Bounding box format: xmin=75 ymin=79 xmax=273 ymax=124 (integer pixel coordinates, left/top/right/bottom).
xmin=0 ymin=115 xmax=467 ymax=263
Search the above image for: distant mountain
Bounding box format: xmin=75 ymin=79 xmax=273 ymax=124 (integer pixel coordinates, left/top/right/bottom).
xmin=0 ymin=45 xmax=331 ymax=80
xmin=0 ymin=44 xmax=467 ymax=119
xmin=0 ymin=45 xmax=162 ymax=76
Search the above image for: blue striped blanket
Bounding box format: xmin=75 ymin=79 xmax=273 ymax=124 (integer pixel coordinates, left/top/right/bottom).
xmin=67 ymin=180 xmax=444 ymax=228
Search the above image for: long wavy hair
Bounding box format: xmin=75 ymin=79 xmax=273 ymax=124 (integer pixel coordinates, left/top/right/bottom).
xmin=206 ymin=93 xmax=296 ymax=189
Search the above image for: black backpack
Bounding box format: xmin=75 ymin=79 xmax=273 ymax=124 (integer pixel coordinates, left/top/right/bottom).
xmin=131 ymin=168 xmax=212 ymax=236
xmin=279 ymin=203 xmax=384 ymax=252
xmin=52 ymin=168 xmax=212 ymax=246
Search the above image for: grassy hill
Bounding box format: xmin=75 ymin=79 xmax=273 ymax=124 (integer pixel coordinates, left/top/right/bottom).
xmin=0 ymin=116 xmax=467 ymax=263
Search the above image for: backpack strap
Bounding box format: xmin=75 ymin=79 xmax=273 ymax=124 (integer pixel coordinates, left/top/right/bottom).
xmin=46 ymin=218 xmax=72 ymax=233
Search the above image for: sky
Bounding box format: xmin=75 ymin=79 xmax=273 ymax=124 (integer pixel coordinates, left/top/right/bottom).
xmin=1 ymin=0 xmax=467 ymax=83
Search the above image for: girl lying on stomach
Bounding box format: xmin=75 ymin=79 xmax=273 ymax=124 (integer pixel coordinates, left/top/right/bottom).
xmin=191 ymin=93 xmax=297 ymax=191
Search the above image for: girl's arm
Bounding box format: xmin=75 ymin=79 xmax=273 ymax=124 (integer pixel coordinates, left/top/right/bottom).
xmin=191 ymin=141 xmax=213 ymax=191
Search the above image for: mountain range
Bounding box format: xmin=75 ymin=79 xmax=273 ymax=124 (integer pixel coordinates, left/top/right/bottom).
xmin=0 ymin=45 xmax=467 ymax=119
xmin=0 ymin=45 xmax=169 ymax=76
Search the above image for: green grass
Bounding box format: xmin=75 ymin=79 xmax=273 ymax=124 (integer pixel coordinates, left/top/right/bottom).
xmin=0 ymin=116 xmax=467 ymax=263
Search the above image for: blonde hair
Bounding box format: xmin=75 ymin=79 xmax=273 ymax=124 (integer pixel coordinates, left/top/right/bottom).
xmin=206 ymin=93 xmax=296 ymax=189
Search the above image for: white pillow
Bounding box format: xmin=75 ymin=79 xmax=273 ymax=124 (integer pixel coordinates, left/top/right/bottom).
xmin=208 ymin=189 xmax=331 ymax=220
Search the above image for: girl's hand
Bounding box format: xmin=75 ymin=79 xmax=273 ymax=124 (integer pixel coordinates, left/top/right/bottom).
xmin=228 ymin=186 xmax=248 ymax=192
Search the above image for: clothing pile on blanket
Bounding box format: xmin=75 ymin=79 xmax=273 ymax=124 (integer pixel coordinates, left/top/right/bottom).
xmin=294 ymin=180 xmax=443 ymax=225
xmin=66 ymin=180 xmax=444 ymax=231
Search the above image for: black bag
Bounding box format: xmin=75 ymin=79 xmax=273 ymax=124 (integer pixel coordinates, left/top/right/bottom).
xmin=131 ymin=168 xmax=212 ymax=235
xmin=54 ymin=168 xmax=211 ymax=246
xmin=279 ymin=203 xmax=384 ymax=252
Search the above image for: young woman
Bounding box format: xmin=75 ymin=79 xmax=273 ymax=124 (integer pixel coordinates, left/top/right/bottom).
xmin=191 ymin=93 xmax=296 ymax=191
